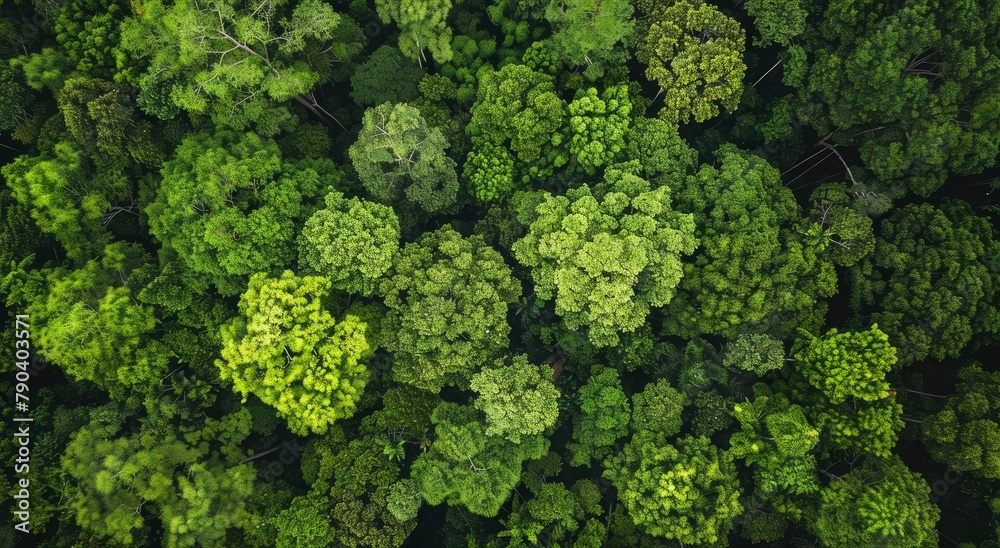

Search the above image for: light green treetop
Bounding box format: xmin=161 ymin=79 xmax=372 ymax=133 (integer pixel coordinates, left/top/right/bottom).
xmin=794 ymin=324 xmax=896 ymax=405
xmin=298 ymin=191 xmax=400 ymax=296
xmin=470 ymin=355 xmax=560 ymax=443
xmin=217 ymin=271 xmax=370 ymax=436
xmin=512 ymin=165 xmax=698 ymax=347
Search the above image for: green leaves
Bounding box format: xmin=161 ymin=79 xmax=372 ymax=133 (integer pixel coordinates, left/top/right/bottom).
xmin=607 ymin=435 xmax=742 ymax=544
xmin=567 ymin=367 xmax=630 ymax=466
xmin=411 ymin=402 xmax=549 ymax=517
xmin=62 ymin=408 xmax=254 ymax=547
xmin=513 ymin=166 xmax=697 ymax=346
xmin=470 ymin=355 xmax=560 ymax=443
xmin=467 ymin=64 xmax=568 ymax=182
xmin=851 ymin=201 xmax=1000 ymax=364
xmin=637 ymin=0 xmax=746 ymax=123
xmin=566 ymin=85 xmax=631 ymax=173
xmin=147 ymin=130 xmax=326 ymax=295
xmin=349 ymin=102 xmax=459 ymax=215
xmin=814 ymin=456 xmax=940 ymax=548
xmin=794 ymin=324 xmax=896 ymax=404
xmin=379 ymin=226 xmax=520 ymax=391
xmin=545 ymin=0 xmax=635 ymax=78
xmin=218 ymin=271 xmax=370 ymax=436
xmin=30 ymin=243 xmax=166 ymax=399
xmin=298 ymin=191 xmax=400 ymax=296
xmin=119 ymin=0 xmax=361 ymax=131
xmin=665 ymin=145 xmax=836 ymax=339
xmin=375 ymin=0 xmax=455 ymax=65
xmin=924 ymin=363 xmax=1000 ymax=478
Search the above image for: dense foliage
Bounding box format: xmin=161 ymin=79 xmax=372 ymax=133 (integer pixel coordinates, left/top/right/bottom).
xmin=3 ymin=0 xmax=999 ymax=546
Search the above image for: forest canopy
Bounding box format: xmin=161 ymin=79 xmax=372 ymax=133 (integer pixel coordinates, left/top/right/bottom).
xmin=2 ymin=0 xmax=999 ymax=546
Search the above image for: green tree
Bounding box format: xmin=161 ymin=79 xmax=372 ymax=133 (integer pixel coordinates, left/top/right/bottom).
xmin=566 ymin=85 xmax=631 ymax=173
xmin=2 ymin=141 xmax=116 ymax=261
xmin=147 ymin=130 xmax=329 ymax=296
xmin=275 ymin=497 xmax=331 ymax=548
xmin=512 ymin=165 xmax=698 ymax=347
xmin=814 ymin=456 xmax=939 ymax=548
xmin=793 ymin=0 xmax=1000 ymax=197
xmin=118 ymin=0 xmax=362 ymax=132
xmin=217 ymin=271 xmax=370 ymax=436
xmin=411 ymin=402 xmax=549 ymax=517
xmin=349 ymin=102 xmax=459 ymax=215
xmin=745 ymin=0 xmax=806 ymax=46
xmin=30 ymin=243 xmax=167 ymax=399
xmin=470 ymin=355 xmax=560 ymax=443
xmin=606 ymin=435 xmax=742 ymax=544
xmin=812 ymin=397 xmax=904 ymax=458
xmin=500 ymin=479 xmax=603 ymax=546
xmin=379 ymin=226 xmax=520 ymax=391
xmin=623 ymin=116 xmax=697 ymax=180
xmin=665 ymin=145 xmax=837 ymax=339
xmin=386 ymin=480 xmax=423 ymax=522
xmin=464 ymin=143 xmax=516 ymax=203
xmin=794 ymin=324 xmax=896 ymax=404
xmin=924 ymin=363 xmax=1000 ymax=478
xmin=62 ymin=407 xmax=255 ymax=547
xmin=630 ymin=379 xmax=686 ymax=445
xmin=544 ymin=0 xmax=634 ymax=78
xmin=637 ymin=0 xmax=746 ymax=123
xmin=375 ymin=0 xmax=455 ymax=65
xmin=466 ymin=64 xmax=568 ymax=182
xmin=302 ymin=435 xmax=417 ymax=547
xmin=730 ymin=384 xmax=820 ymax=501
xmin=567 ymin=367 xmax=630 ymax=466
xmin=298 ymin=191 xmax=400 ymax=296
xmin=58 ymin=76 xmax=158 ymax=165
xmin=53 ymin=0 xmax=127 ymax=76
xmin=807 ymin=182 xmax=876 ymax=267
xmin=724 ymin=333 xmax=785 ymax=376
xmin=350 ymin=45 xmax=424 ymax=107
xmin=851 ymin=201 xmax=1000 ymax=364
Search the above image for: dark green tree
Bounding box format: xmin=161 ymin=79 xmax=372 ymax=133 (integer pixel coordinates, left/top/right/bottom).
xmin=851 ymin=201 xmax=1000 ymax=364
xmin=924 ymin=363 xmax=1000 ymax=479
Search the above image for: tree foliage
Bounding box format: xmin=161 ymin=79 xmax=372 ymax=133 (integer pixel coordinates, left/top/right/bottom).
xmin=513 ymin=165 xmax=697 ymax=346
xmin=607 ymin=435 xmax=742 ymax=544
xmin=379 ymin=226 xmax=520 ymax=391
xmin=411 ymin=402 xmax=549 ymax=517
xmin=119 ymin=0 xmax=362 ymax=131
xmin=666 ymin=145 xmax=837 ymax=339
xmin=298 ymin=190 xmax=400 ymax=296
xmin=924 ymin=363 xmax=1000 ymax=479
xmin=470 ymin=355 xmax=560 ymax=443
xmin=218 ymin=271 xmax=370 ymax=435
xmin=637 ymin=0 xmax=746 ymax=123
xmin=349 ymin=102 xmax=459 ymax=214
xmin=147 ymin=130 xmax=331 ymax=295
xmin=851 ymin=201 xmax=1000 ymax=364
xmin=814 ymin=456 xmax=940 ymax=548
